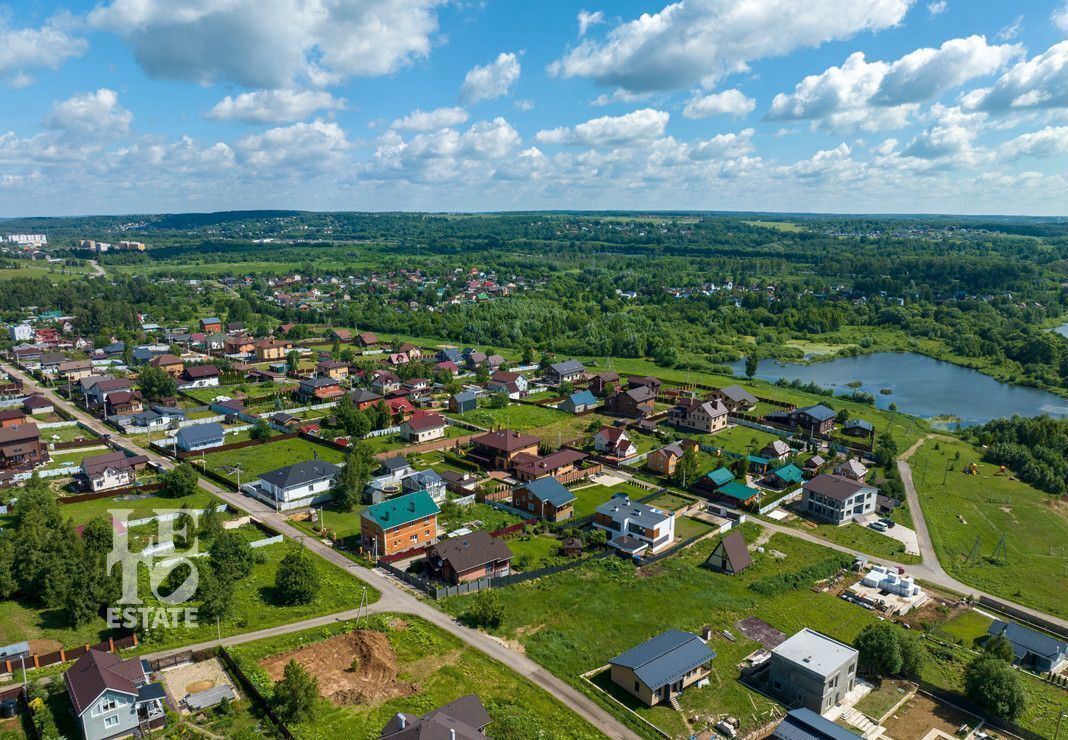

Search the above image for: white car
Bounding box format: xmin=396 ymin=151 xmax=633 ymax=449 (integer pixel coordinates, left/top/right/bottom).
xmin=868 ymin=521 xmax=888 ymax=532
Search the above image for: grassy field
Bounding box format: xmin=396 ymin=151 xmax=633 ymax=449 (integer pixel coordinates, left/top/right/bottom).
xmin=674 ymin=516 xmax=714 ymax=541
xmin=38 ymin=424 xmax=99 ymax=444
xmin=60 ymin=488 xmax=219 ymax=526
xmin=202 ymin=436 xmax=347 ymax=484
xmin=932 ymin=609 xmax=993 ymax=648
xmin=363 ymin=425 xmax=468 ymax=454
xmin=570 ymin=481 xmax=651 ymax=517
xmin=773 ymin=516 xmax=922 ymax=564
xmin=445 ymin=403 xmax=572 ymax=431
xmin=439 ymin=502 xmax=521 ymax=533
xmin=441 ymin=524 xmax=872 ymax=738
xmin=705 ymin=424 xmax=783 ymax=456
xmin=226 ymin=614 xmax=602 ymax=739
xmin=506 ymin=533 xmax=563 ymax=570
xmin=909 ymin=437 xmax=1068 ymax=619
xmin=38 ymin=445 xmax=110 ymax=471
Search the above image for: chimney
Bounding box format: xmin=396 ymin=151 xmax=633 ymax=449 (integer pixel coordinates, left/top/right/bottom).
xmin=450 ymin=730 xmax=456 ymax=740
xmin=398 ymin=714 xmax=406 ymax=729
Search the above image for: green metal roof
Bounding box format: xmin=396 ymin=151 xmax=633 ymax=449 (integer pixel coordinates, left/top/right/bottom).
xmin=771 ymin=464 xmax=804 ymax=484
xmin=746 ymin=454 xmax=770 ymax=465
xmin=705 ymin=467 xmax=734 ymax=487
xmin=717 ymin=481 xmax=760 ymax=501
xmin=362 ymin=490 xmax=439 ymax=530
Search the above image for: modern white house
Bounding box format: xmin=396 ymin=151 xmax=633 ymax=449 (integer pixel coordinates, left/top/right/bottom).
xmin=8 ymin=323 xmax=32 ymax=342
xmin=769 ymin=629 xmax=859 ymax=714
xmin=593 ymin=494 xmax=676 ymax=556
xmin=247 ymin=459 xmax=340 ymax=511
xmin=176 ymin=365 xmax=221 ymax=389
xmin=399 ymin=412 xmax=447 ymax=443
xmin=800 ymin=474 xmax=877 ymax=525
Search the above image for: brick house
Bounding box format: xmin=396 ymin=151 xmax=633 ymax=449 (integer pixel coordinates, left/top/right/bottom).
xmin=470 ymin=429 xmax=540 ymax=469
xmin=512 ymin=477 xmax=576 ymax=522
xmin=360 ymin=491 xmax=440 ymax=557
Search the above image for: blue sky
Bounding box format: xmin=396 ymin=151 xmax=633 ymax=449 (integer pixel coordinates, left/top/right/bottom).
xmin=1 ymin=0 xmax=1066 ymax=216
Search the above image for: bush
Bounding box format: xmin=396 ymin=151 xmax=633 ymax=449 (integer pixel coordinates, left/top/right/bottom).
xmin=274 ymin=550 xmax=321 ymax=605
xmin=965 ymin=655 xmax=1026 ymax=720
xmin=748 ymin=556 xmax=850 ymax=596
xmin=463 ymin=590 xmax=504 ymax=629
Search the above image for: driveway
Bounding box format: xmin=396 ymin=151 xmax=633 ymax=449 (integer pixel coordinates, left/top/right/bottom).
xmin=855 ymin=514 xmax=919 ymax=555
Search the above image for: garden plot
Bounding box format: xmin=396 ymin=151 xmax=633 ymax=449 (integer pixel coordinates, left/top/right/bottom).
xmin=160 ymin=657 xmax=241 ymax=712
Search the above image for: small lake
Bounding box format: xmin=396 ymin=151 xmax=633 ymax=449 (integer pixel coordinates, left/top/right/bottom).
xmin=727 ymin=352 xmax=1068 ymax=427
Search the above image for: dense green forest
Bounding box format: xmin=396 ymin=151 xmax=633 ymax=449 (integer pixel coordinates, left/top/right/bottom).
xmin=3 ymin=211 xmax=1068 ymax=394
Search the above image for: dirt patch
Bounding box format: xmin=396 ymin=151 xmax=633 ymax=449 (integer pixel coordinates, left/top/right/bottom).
xmin=185 ymin=679 xmax=215 ymax=694
xmin=259 ymin=630 xmax=417 ymax=707
xmin=882 ymin=692 xmax=978 ymax=739
xmin=28 ymin=639 xmax=62 ymax=655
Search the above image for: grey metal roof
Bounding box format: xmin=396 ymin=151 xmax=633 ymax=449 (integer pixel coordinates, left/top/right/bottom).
xmin=176 ymin=423 xmax=224 ymax=447
xmin=595 ymin=494 xmax=671 ymax=529
xmin=137 ymin=683 xmax=166 ymax=702
xmin=988 ymin=620 xmax=1068 ymax=662
xmin=549 ymin=359 xmax=585 ymax=375
xmin=773 ymin=709 xmax=862 ymax=740
xmin=796 ymin=404 xmax=836 ymax=422
xmin=259 ymin=460 xmax=340 ymax=490
xmin=609 ymin=630 xmax=715 ymax=691
xmin=428 ymin=531 xmax=513 ymax=573
xmin=521 ymin=477 xmax=576 ymax=507
xmin=720 ymin=384 xmax=757 ymax=404
xmin=803 ymin=474 xmax=870 ymax=502
xmin=184 ymin=685 xmax=235 ymax=710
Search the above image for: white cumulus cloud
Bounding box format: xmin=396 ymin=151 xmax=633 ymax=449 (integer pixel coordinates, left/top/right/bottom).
xmin=549 ymin=0 xmax=912 ymax=93
xmin=237 ymin=119 xmax=350 ymax=170
xmin=536 ymin=108 xmax=669 ymax=146
xmin=45 ymin=89 xmax=132 ymax=135
xmin=1055 ymin=2 xmax=1068 ymax=32
xmin=683 ymin=89 xmax=756 ymax=118
xmin=89 ymin=0 xmax=442 ymax=88
xmin=961 ymin=41 xmax=1068 ymax=113
xmin=578 ymin=10 xmax=605 ymax=36
xmin=390 ymin=107 xmax=470 ymax=131
xmin=208 ymin=89 xmax=345 ymax=123
xmin=0 ymin=13 xmax=87 ymax=86
xmin=461 ymin=52 xmax=521 ymax=104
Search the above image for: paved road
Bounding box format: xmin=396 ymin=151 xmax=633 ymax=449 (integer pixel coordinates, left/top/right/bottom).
xmin=87 ymin=260 xmax=105 ymax=277
xmin=3 ymin=363 xmax=639 ymax=740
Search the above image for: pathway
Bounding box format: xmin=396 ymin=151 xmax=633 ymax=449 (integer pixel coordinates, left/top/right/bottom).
xmin=1 ymin=362 xmax=640 ymax=740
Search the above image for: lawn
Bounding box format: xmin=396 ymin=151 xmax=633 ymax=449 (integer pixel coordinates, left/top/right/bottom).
xmin=853 ymin=678 xmax=913 ymax=722
xmin=774 ymin=515 xmax=921 ymax=564
xmin=932 ymin=609 xmax=993 ymax=648
xmin=202 ymin=436 xmax=347 ymax=484
xmin=37 ymin=424 xmax=99 ymax=444
xmin=706 ymin=425 xmax=783 ymax=456
xmin=362 ymin=425 xmax=468 ymax=454
xmin=59 ymin=488 xmax=218 ymax=527
xmin=673 ymin=516 xmax=714 ymax=541
xmin=226 ymin=614 xmax=602 ymax=740
xmin=445 ymin=403 xmax=571 ymax=431
xmin=438 ymin=501 xmax=521 ymax=534
xmin=909 ymin=436 xmax=1068 ymax=619
xmin=505 ymin=533 xmax=563 ymax=570
xmin=38 ymin=445 xmax=110 ymax=471
xmin=570 ymin=481 xmax=651 ymax=517
xmin=440 ymin=524 xmax=875 ymax=738
xmin=644 ymin=491 xmax=697 ymax=511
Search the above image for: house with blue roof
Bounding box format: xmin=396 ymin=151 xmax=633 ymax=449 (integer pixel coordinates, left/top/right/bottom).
xmin=176 ymin=423 xmax=225 ymax=453
xmin=608 ymin=629 xmax=715 ymax=707
xmin=561 ymin=389 xmax=598 ymax=414
xmin=987 ymin=619 xmax=1068 ymax=673
xmin=449 ymin=390 xmax=478 ymax=414
xmin=513 ymin=477 xmax=575 ymax=522
xmin=772 ymin=708 xmax=862 ymax=740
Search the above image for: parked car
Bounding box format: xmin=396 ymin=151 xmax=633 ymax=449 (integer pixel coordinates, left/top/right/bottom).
xmin=879 ymin=518 xmax=896 ymax=528
xmin=868 ymin=521 xmax=888 ymax=532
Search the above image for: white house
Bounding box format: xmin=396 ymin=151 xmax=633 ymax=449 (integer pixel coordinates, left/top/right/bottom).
xmin=594 ymin=427 xmax=637 ymax=458
xmin=593 ymin=494 xmax=676 ymax=556
xmin=80 ymin=452 xmax=147 ymax=492
xmin=8 ymin=324 xmax=32 ymax=342
xmin=248 ymin=460 xmax=339 ymax=511
xmin=400 ymin=412 xmax=447 ymax=443
xmin=176 ymin=423 xmax=225 ymax=452
xmin=177 ymin=365 xmax=221 ymax=389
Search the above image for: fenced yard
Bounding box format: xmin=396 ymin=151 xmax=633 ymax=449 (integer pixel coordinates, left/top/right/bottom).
xmin=200 ymin=435 xmax=347 ymax=484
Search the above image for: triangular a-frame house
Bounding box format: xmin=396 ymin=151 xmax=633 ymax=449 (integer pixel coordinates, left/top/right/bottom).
xmin=704 ymin=530 xmax=753 ymax=575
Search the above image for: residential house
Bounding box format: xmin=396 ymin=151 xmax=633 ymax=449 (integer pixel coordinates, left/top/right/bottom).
xmin=590 ymin=371 xmax=620 ymax=397
xmin=426 ymin=531 xmax=513 ymax=584
xmin=605 ymin=385 xmax=657 ymax=418
xmin=608 ymin=630 xmax=715 ymax=707
xmin=805 ymin=454 xmax=826 ymax=471
xmin=766 ymin=464 xmax=804 ymax=488
xmin=360 ymin=490 xmax=440 ymax=557
xmin=769 ymin=404 xmax=837 ymax=435
xmin=594 ymin=427 xmax=637 ymax=458
xmin=402 ymin=469 xmax=446 ymax=503
xmin=316 ymin=360 xmax=349 ymax=380
xmin=199 ymin=317 xmax=222 ymax=333
xmin=594 ymin=494 xmax=676 ymax=556
xmin=402 ymin=377 xmax=429 ymax=393
xmin=255 ymin=339 xmax=292 ymax=361
xmin=39 ymin=352 xmax=68 ymax=375
xmin=84 ymin=377 xmax=133 ymax=410
xmin=80 ymin=452 xmax=148 ymax=492
xmin=449 ymin=390 xmax=478 ymax=414
xmin=704 ymin=531 xmax=753 ymax=574
xmin=400 ymin=412 xmax=447 ymax=443
xmin=64 ymin=649 xmax=166 ymax=740
xmin=371 ymin=370 xmax=402 ymax=396
xmin=645 ymin=441 xmax=698 ymax=477
xmin=435 ymin=360 xmax=459 ymax=376
xmin=627 ymin=376 xmax=662 ymax=394
xmin=250 ymin=460 xmax=340 ymax=511
xmin=546 ymin=359 xmax=586 ymax=385
xmin=22 ymin=394 xmax=54 ymax=416
xmin=397 ymin=343 xmax=422 ymax=361
xmin=769 ymin=629 xmax=858 ymax=713
xmin=223 ymin=336 xmax=256 ymax=355
xmin=0 ymin=424 xmax=44 ymax=469
xmin=801 ymin=474 xmax=877 ymax=525
xmin=105 ymin=390 xmax=143 ymax=417
xmin=470 ymin=429 xmax=539 ymax=469
xmin=57 ymin=360 xmax=93 ymax=383
xmin=350 ymin=388 xmax=384 ymax=410
xmin=698 ymin=466 xmax=734 ymax=491
xmin=386 ymin=396 xmax=415 ymax=422
xmin=710 ymin=384 xmax=758 ymax=411
xmin=710 ymin=481 xmax=761 ymax=509
xmin=761 ymin=439 xmax=792 ymax=460
xmin=772 ymin=709 xmax=862 ymax=740
xmin=486 ymin=371 xmax=527 ymax=399
xmin=328 ymin=328 xmax=352 ymax=343
xmin=177 ymin=365 xmax=221 ymax=389
xmin=379 ymin=695 xmax=491 ymax=740
xmin=511 ymin=449 xmax=587 ymax=483
xmin=668 ymin=398 xmax=728 ymax=433
xmin=298 ymin=376 xmax=343 ymax=402
xmin=357 ymin=331 xmax=378 ymax=347
xmin=7 ymin=324 xmax=32 ymax=342
xmin=436 ymin=347 xmax=462 ymax=364
xmin=225 ymin=321 xmax=244 ymax=333
xmin=512 ymin=477 xmax=576 ymax=522
xmin=986 ymin=620 xmax=1068 ymax=673
xmin=176 ymin=423 xmax=225 ymax=453
xmin=843 ymin=419 xmax=874 ymax=437
xmin=465 ymin=350 xmax=487 ymax=370
xmin=833 ymin=459 xmax=869 ymax=481
xmin=0 ymin=409 xmax=26 ymax=429
xmin=561 ymin=389 xmax=598 ymax=414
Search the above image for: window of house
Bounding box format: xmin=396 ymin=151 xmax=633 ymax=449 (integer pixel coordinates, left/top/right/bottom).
xmin=634 ymin=681 xmax=640 ymax=692
xmin=104 ymin=715 xmax=119 ymax=728
xmin=410 ymin=534 xmax=417 ymax=542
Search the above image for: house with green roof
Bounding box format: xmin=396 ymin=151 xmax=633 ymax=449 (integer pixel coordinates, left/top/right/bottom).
xmin=711 ymin=481 xmax=761 ymax=508
xmin=703 ymin=466 xmax=734 ymax=488
xmin=360 ymin=490 xmax=440 ymax=557
xmin=766 ymin=463 xmax=804 ymax=488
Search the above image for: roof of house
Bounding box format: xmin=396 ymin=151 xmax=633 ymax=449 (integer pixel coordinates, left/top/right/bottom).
xmin=705 ymin=467 xmax=735 ymax=487
xmin=82 ymin=451 xmax=147 ymax=477
xmin=520 ymin=477 xmax=576 ymax=507
xmin=773 ymin=708 xmax=863 ymax=740
xmin=0 ymin=409 xmax=25 ymax=422
xmin=719 ymin=384 xmax=758 ymax=405
xmin=596 ymin=494 xmax=671 ymax=528
xmin=0 ymin=423 xmax=38 ymax=445
xmin=549 ymin=359 xmax=585 ymax=375
xmin=763 ymin=439 xmax=791 ymax=457
xmin=183 ymin=364 xmax=219 ymax=378
xmin=717 ymin=481 xmax=760 ymax=502
xmin=405 ymin=413 xmax=447 ymax=432
xmin=259 ymin=460 xmax=340 ymax=490
xmin=597 ymin=426 xmax=629 ymax=443
xmin=771 ymin=464 xmax=805 ymax=484
xmin=452 ymin=390 xmax=478 ymax=404
xmin=619 ymin=385 xmax=657 ymax=403
xmin=609 ymin=630 xmax=715 ymax=692
xmin=987 ymin=620 xmax=1068 ymax=662
xmin=835 ymin=460 xmax=869 ymax=478
xmin=844 ymin=419 xmax=874 ymax=432
xmin=301 ymin=376 xmax=340 ymax=388
xmin=567 ymin=390 xmax=597 ymax=407
xmin=473 ymin=429 xmax=539 ymax=452
xmin=380 ymin=694 xmax=491 ymax=740
xmin=350 ymin=388 xmax=383 ymax=403
xmin=803 ymin=474 xmax=870 ymax=502
xmin=429 ymin=531 xmax=513 ymax=573
xmin=200 ymin=317 xmax=221 ymax=324
xmin=512 ymin=449 xmax=587 ymax=477
xmin=22 ymin=395 xmax=52 ymax=410
xmin=381 ymin=455 xmax=410 ymax=473
xmin=363 ymin=490 xmax=440 ymax=530
xmin=709 ymin=530 xmax=753 ymax=572
xmin=64 ymin=649 xmax=146 ymax=716
xmin=795 ymin=404 xmax=836 ymax=422
xmin=176 ymin=423 xmax=224 ymax=446
xmin=106 ymin=390 xmax=141 ymax=406
xmin=772 ymin=629 xmax=858 ymax=677
xmin=150 ymin=353 xmax=182 ymax=366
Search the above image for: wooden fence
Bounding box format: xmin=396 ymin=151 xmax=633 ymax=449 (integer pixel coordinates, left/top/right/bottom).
xmin=215 ymin=647 xmax=295 ymax=740
xmin=59 ymin=481 xmax=165 ymax=504
xmin=3 ymin=633 xmax=137 ymax=675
